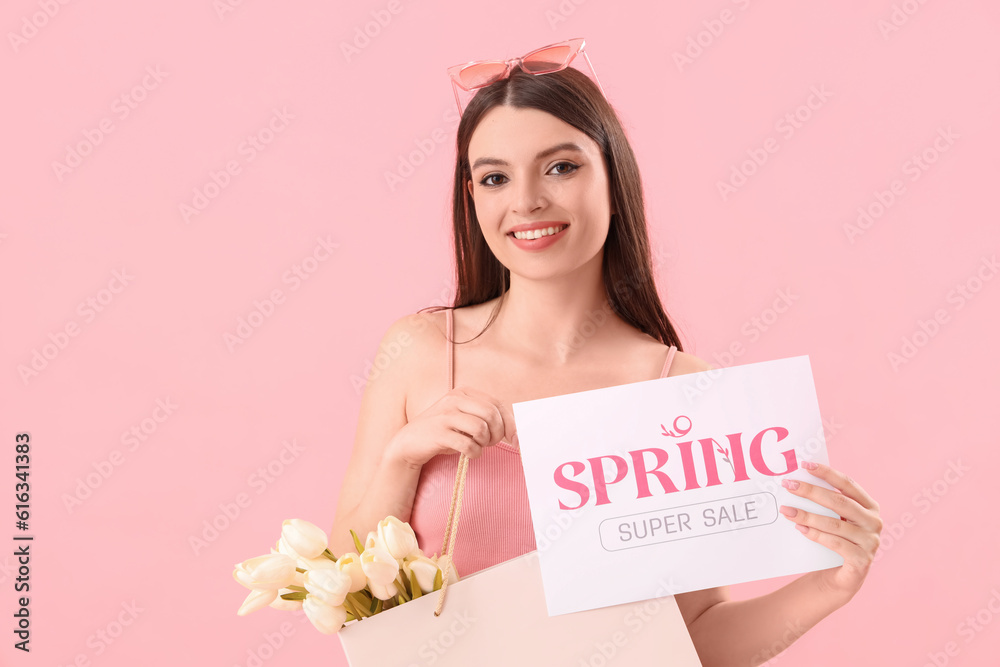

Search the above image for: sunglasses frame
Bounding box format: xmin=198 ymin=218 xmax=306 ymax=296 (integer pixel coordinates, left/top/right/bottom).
xmin=446 ymin=37 xmax=606 ymax=117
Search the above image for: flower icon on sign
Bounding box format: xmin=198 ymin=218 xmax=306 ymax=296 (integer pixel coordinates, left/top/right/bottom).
xmin=660 ymin=415 xmax=692 ymax=438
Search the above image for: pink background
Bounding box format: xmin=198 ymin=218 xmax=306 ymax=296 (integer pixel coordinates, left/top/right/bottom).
xmin=3 ymin=1 xmax=998 ymax=665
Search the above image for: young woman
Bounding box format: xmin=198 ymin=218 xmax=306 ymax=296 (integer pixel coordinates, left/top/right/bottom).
xmin=331 ymin=41 xmax=883 ymax=666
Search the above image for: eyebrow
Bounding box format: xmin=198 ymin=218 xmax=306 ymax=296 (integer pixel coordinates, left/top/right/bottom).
xmin=470 ymin=142 xmax=586 ymax=172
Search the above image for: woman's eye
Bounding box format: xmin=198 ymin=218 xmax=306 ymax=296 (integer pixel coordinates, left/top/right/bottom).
xmin=550 ymin=162 xmax=579 ymax=175
xmin=478 ymin=162 xmax=579 ymax=188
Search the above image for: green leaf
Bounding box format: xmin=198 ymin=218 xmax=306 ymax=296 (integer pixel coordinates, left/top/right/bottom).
xmin=397 ymin=594 xmax=406 ymax=605
xmin=409 ymin=569 xmax=422 ymax=599
xmin=433 ymin=569 xmax=443 ymax=592
xmin=322 ymin=548 xmax=339 ymax=561
xmin=280 ymin=591 xmax=308 ymax=600
xmin=369 ymin=595 xmax=379 ymax=614
xmin=374 ymin=598 xmax=383 ymax=615
xmin=350 ymin=529 xmax=365 ymax=554
xmin=287 ymin=585 xmax=307 ymax=593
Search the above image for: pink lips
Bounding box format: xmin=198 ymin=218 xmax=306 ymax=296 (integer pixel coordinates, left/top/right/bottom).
xmin=507 ymin=224 xmax=568 ymax=252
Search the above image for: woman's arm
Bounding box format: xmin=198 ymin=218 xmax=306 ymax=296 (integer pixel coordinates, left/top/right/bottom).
xmin=686 ymin=571 xmax=851 ymax=666
xmin=329 ymin=313 xmax=434 ymax=555
xmin=671 ymin=356 xmax=882 ymax=666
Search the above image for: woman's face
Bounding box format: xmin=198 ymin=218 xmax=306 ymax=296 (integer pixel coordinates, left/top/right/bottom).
xmin=466 ymin=105 xmax=614 ymax=279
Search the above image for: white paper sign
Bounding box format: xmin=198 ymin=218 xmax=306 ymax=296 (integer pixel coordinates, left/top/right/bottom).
xmin=513 ymin=355 xmax=844 ymax=617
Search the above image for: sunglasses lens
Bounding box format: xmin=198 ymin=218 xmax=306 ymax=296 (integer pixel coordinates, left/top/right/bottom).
xmin=456 ymin=62 xmax=508 ymax=90
xmin=522 ymin=44 xmax=574 ymax=73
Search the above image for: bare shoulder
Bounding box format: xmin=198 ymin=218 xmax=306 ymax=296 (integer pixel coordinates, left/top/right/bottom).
xmin=374 ymin=310 xmax=447 ymax=378
xmin=667 ymin=349 xmax=713 ymax=377
xmin=370 ymin=310 xmax=450 ymax=408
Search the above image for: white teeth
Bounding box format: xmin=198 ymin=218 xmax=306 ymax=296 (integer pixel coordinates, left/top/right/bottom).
xmin=512 ymin=225 xmax=566 ymax=240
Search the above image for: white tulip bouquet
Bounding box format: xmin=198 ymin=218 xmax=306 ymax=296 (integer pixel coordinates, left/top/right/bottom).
xmin=233 ymin=516 xmax=459 ymax=635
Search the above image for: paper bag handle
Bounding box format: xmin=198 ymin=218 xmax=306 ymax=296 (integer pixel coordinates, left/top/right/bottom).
xmin=433 ymin=451 xmax=470 ymax=616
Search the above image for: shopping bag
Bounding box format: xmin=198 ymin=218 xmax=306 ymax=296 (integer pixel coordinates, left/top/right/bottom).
xmin=338 ymin=454 xmax=703 ymax=666
xmin=338 ymin=548 xmax=703 ymax=665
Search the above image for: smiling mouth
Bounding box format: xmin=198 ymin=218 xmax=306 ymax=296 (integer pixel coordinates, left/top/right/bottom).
xmin=507 ymin=224 xmax=569 ymax=240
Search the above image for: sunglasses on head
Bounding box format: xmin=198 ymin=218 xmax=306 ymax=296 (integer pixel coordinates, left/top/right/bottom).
xmin=446 ymin=38 xmax=606 ymax=116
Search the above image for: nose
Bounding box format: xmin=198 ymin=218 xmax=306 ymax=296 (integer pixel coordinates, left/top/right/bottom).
xmin=512 ymin=173 xmax=546 ymax=215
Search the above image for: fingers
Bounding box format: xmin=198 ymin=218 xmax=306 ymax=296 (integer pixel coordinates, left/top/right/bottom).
xmin=781 ymin=476 xmax=881 ymax=535
xmin=802 ymin=462 xmax=880 ymax=513
xmin=452 ymin=386 xmax=517 ymax=447
xmin=779 ymin=504 xmax=880 ymax=554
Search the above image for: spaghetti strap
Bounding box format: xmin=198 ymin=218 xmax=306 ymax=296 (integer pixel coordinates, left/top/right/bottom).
xmin=659 ymin=345 xmax=677 ymax=379
xmin=446 ymin=308 xmax=455 ymax=391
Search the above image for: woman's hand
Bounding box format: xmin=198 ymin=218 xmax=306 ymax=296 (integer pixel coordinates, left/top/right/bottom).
xmin=383 ymin=386 xmax=518 ymax=469
xmin=778 ymin=462 xmax=883 ymax=603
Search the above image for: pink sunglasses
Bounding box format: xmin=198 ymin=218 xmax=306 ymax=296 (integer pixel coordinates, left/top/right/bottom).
xmin=446 ymin=38 xmax=606 ymax=116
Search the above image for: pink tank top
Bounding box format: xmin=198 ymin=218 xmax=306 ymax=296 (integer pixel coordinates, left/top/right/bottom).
xmin=407 ymin=307 xmax=678 ymax=577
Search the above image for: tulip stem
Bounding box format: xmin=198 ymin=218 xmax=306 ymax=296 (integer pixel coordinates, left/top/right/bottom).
xmin=343 ymin=597 xmax=363 ymax=620
xmin=394 ymin=574 xmax=411 ymax=602
xmin=346 ymin=593 xmax=370 ymax=618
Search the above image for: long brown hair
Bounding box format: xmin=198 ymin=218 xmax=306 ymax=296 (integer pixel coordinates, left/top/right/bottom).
xmin=419 ymin=64 xmax=683 ymax=351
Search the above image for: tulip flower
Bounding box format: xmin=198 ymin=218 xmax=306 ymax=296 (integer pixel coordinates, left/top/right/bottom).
xmin=360 ymin=547 xmax=399 ymax=587
xmin=303 ymin=595 xmax=347 ymax=635
xmin=304 ymin=568 xmax=351 ymax=608
xmin=270 ymin=587 xmax=304 ymax=611
xmin=275 ymin=534 xmax=300 ymax=559
xmin=296 ymin=554 xmax=339 ymax=571
xmin=237 ymin=588 xmax=278 ymax=616
xmin=281 ymin=519 xmax=329 ymax=559
xmin=377 ymin=516 xmax=420 ymax=560
xmin=233 ymin=554 xmax=297 ymax=591
xmin=405 ymin=555 xmax=442 ymax=594
xmin=364 ymin=530 xmax=388 ymax=553
xmin=368 ymin=581 xmax=398 ymax=601
xmin=336 ymin=552 xmax=367 ymax=593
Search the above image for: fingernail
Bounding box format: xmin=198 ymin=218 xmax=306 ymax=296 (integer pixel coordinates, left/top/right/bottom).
xmin=779 ymin=506 xmax=797 ymax=517
xmin=802 ymin=461 xmax=818 ymax=470
xmin=782 ymin=479 xmax=800 ymax=490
